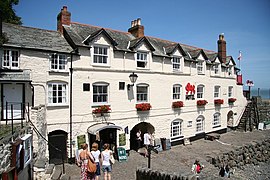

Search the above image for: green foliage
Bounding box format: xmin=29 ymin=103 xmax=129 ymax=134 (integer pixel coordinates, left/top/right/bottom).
xmin=0 ymin=0 xmax=22 ymax=25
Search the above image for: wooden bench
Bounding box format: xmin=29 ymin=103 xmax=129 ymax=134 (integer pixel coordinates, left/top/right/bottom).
xmin=205 ymin=133 xmax=221 ymax=141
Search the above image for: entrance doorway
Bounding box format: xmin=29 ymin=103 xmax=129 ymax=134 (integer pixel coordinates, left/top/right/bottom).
xmin=227 ymin=110 xmax=234 ymax=127
xmin=48 ymin=130 xmax=67 ymax=164
xmin=130 ymin=122 xmax=155 ymax=151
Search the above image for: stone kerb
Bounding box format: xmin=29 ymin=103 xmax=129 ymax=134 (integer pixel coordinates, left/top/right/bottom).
xmin=209 ymin=138 xmax=270 ymax=169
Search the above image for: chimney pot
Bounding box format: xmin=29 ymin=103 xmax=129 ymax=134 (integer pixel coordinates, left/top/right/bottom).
xmin=131 ymin=20 xmax=134 ymax=27
xmin=137 ymin=18 xmax=141 ymax=25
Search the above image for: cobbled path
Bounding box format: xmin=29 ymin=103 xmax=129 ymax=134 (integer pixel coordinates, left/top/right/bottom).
xmin=64 ymin=129 xmax=270 ymax=180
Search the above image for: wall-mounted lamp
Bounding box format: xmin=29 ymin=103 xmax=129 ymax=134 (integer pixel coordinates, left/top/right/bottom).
xmin=127 ymin=72 xmax=138 ymax=90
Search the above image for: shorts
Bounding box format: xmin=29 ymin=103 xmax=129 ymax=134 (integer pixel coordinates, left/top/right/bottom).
xmin=95 ymin=162 xmax=101 ymax=176
xmin=102 ymin=165 xmax=112 ymax=173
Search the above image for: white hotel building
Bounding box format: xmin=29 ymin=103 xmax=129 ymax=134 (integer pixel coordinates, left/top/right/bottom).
xmin=1 ymin=6 xmax=247 ymax=163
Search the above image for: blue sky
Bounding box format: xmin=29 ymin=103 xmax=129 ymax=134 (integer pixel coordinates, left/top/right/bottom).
xmin=14 ymin=0 xmax=270 ymax=90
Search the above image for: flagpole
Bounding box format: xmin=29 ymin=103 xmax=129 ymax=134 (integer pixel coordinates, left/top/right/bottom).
xmin=238 ymin=50 xmax=241 ymax=75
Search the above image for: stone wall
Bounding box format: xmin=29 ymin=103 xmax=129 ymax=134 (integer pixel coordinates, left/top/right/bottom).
xmin=0 ymin=126 xmax=31 ymax=175
xmin=209 ymin=138 xmax=270 ymax=169
xmin=136 ymin=138 xmax=270 ymax=180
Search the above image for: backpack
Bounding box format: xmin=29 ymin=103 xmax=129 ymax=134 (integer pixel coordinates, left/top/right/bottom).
xmin=196 ymin=164 xmax=201 ymax=173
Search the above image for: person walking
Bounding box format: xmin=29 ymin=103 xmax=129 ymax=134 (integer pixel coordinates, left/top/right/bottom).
xmin=136 ymin=129 xmax=142 ymax=151
xmin=101 ymin=143 xmax=113 ymax=180
xmin=78 ymin=143 xmax=96 ymax=180
xmin=143 ymin=131 xmax=152 ymax=157
xmin=191 ymin=159 xmax=204 ymax=175
xmin=224 ymin=164 xmax=231 ymax=178
xmin=91 ymin=142 xmax=101 ymax=180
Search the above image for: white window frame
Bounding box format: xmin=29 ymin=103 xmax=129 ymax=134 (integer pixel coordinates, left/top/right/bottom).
xmin=136 ymin=51 xmax=148 ymax=68
xmin=197 ymin=85 xmax=204 ymax=99
xmin=228 ymin=86 xmax=233 ymax=98
xmin=2 ymin=49 xmax=19 ymax=69
xmin=228 ymin=66 xmax=232 ymax=76
xmin=197 ymin=61 xmax=204 ymax=74
xmin=136 ymin=84 xmax=149 ymax=102
xmin=213 ymin=112 xmax=221 ymax=127
xmin=173 ymin=84 xmax=182 ymax=100
xmin=196 ymin=116 xmax=204 ymax=133
xmin=214 ymin=86 xmax=220 ymax=98
xmin=213 ymin=63 xmax=219 ymax=75
xmin=48 ymin=82 xmax=68 ymax=106
xmin=92 ymin=45 xmax=109 ymax=65
xmin=170 ymin=119 xmax=183 ymax=142
xmin=93 ymin=82 xmax=109 ymax=105
xmin=172 ymin=56 xmax=181 ymax=72
xmin=50 ymin=53 xmax=67 ymax=71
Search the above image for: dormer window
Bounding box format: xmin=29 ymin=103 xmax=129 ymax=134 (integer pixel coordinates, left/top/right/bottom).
xmin=228 ymin=66 xmax=232 ymax=76
xmin=197 ymin=61 xmax=204 ymax=74
xmin=136 ymin=52 xmax=148 ymax=68
xmin=172 ymin=57 xmax=181 ymax=71
xmin=2 ymin=50 xmax=19 ymax=69
xmin=50 ymin=53 xmax=67 ymax=71
xmin=213 ymin=64 xmax=219 ymax=74
xmin=93 ymin=46 xmax=108 ymax=64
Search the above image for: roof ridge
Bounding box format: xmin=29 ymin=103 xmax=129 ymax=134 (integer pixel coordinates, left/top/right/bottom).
xmin=71 ymin=22 xmax=132 ymax=35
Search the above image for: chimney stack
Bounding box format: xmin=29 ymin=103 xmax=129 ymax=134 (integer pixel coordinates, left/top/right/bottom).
xmin=57 ymin=6 xmax=71 ymax=34
xmin=217 ymin=33 xmax=227 ymax=63
xmin=128 ymin=18 xmax=144 ymax=38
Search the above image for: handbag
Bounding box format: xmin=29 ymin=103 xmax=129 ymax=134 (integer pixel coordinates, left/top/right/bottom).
xmin=110 ymin=154 xmax=115 ymax=164
xmin=87 ymin=153 xmax=97 ymax=173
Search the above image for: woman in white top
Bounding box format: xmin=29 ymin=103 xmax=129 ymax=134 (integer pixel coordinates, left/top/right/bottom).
xmin=91 ymin=142 xmax=101 ymax=180
xmin=101 ymin=143 xmax=113 ymax=180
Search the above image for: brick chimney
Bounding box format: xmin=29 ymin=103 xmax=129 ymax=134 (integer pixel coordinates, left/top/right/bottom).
xmin=217 ymin=33 xmax=227 ymax=63
xmin=57 ymin=6 xmax=71 ymax=34
xmin=128 ymin=18 xmax=144 ymax=38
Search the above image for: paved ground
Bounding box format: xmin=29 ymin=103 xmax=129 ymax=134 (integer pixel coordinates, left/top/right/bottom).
xmin=60 ymin=129 xmax=270 ymax=180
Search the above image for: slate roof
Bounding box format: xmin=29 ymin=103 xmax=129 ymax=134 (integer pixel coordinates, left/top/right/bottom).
xmin=2 ymin=23 xmax=72 ymax=53
xmin=63 ymin=22 xmax=235 ymax=65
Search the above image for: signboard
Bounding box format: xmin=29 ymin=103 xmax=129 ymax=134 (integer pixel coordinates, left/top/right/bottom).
xmin=246 ymin=80 xmax=254 ymax=87
xmin=117 ymin=147 xmax=127 ymax=162
xmin=118 ymin=133 xmax=126 ymax=146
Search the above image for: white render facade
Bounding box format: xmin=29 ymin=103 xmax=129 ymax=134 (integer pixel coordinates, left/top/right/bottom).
xmin=1 ymin=6 xmax=247 ymax=163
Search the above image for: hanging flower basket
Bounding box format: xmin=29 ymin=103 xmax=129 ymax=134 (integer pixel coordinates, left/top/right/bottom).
xmin=214 ymin=99 xmax=224 ymax=105
xmin=92 ymin=105 xmax=111 ymax=114
xmin=172 ymin=101 xmax=184 ymax=108
xmin=228 ymin=98 xmax=237 ymax=103
xmin=136 ymin=103 xmax=151 ymax=111
xmin=197 ymin=100 xmax=208 ymax=106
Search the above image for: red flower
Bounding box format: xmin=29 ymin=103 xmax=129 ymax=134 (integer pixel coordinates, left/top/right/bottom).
xmin=92 ymin=105 xmax=111 ymax=114
xmin=197 ymin=100 xmax=208 ymax=106
xmin=214 ymin=99 xmax=224 ymax=105
xmin=172 ymin=101 xmax=184 ymax=108
xmin=136 ymin=103 xmax=151 ymax=111
xmin=228 ymin=98 xmax=236 ymax=103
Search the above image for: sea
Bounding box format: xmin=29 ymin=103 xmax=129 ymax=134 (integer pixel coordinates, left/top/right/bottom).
xmin=251 ymin=88 xmax=270 ymax=100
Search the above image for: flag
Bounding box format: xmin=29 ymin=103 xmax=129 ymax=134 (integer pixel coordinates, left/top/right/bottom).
xmin=238 ymin=51 xmax=242 ymax=60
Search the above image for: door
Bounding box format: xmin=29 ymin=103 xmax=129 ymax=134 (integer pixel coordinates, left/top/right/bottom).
xmin=3 ymin=83 xmax=23 ymax=119
xmin=48 ymin=130 xmax=67 ymax=164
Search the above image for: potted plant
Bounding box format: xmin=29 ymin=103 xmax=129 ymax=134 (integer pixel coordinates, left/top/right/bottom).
xmin=228 ymin=98 xmax=236 ymax=103
xmin=197 ymin=100 xmax=208 ymax=106
xmin=214 ymin=99 xmax=224 ymax=105
xmin=136 ymin=103 xmax=151 ymax=111
xmin=92 ymin=105 xmax=111 ymax=114
xmin=172 ymin=101 xmax=184 ymax=108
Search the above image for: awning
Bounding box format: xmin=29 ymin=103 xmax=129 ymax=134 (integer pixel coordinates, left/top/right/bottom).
xmin=87 ymin=123 xmax=123 ymax=135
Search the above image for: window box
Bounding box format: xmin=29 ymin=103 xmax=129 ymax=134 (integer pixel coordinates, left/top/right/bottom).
xmin=197 ymin=100 xmax=208 ymax=106
xmin=214 ymin=99 xmax=224 ymax=105
xmin=172 ymin=101 xmax=184 ymax=108
xmin=92 ymin=105 xmax=111 ymax=114
xmin=136 ymin=103 xmax=151 ymax=111
xmin=228 ymin=98 xmax=237 ymax=103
